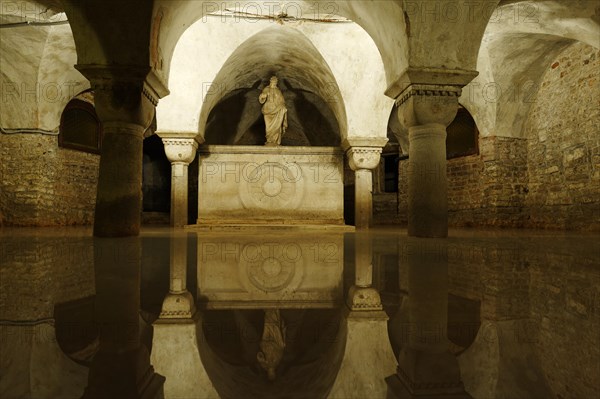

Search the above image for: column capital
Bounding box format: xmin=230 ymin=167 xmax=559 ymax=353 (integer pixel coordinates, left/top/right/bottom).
xmin=346 ymin=286 xmax=383 ymax=311
xmin=158 ymin=133 xmax=200 ymax=164
xmin=159 ymin=291 xmax=197 ymax=319
xmin=346 ymin=146 xmax=383 ymax=171
xmin=75 ymin=64 xmax=169 ymax=103
xmin=75 ymin=64 xmax=168 ymax=129
xmin=389 ymin=67 xmax=478 ymax=129
xmin=385 ymin=67 xmax=478 ymax=100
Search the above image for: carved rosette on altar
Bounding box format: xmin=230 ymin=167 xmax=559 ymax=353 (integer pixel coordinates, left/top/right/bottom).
xmin=239 ymin=162 xmax=305 ymax=212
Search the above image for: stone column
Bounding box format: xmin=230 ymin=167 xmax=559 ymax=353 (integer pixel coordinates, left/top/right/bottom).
xmin=159 ymin=134 xmax=199 ymax=227
xmin=75 ymin=65 xmax=169 ymax=237
xmin=393 ymin=68 xmax=478 ymax=238
xmin=343 ymin=138 xmax=388 ymax=229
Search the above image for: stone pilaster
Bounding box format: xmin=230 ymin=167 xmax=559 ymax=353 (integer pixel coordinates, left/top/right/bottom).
xmin=158 ymin=133 xmax=200 ymax=227
xmin=75 ymin=65 xmax=168 ymax=237
xmin=393 ymin=68 xmax=478 ymax=238
xmin=343 ymin=138 xmax=388 ymax=229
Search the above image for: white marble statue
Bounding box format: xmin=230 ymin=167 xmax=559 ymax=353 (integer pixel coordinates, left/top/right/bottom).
xmin=259 ymin=76 xmax=288 ymax=146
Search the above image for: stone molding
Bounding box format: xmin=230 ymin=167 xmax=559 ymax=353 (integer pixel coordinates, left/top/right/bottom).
xmin=198 ymin=144 xmax=341 ymax=156
xmin=341 ymin=137 xmax=388 ymax=151
xmin=395 ymin=84 xmax=462 ymax=108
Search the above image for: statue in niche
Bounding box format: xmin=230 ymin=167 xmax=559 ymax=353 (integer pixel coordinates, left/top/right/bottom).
xmin=259 ymin=76 xmax=288 ymax=146
xmin=257 ymin=309 xmax=286 ymax=380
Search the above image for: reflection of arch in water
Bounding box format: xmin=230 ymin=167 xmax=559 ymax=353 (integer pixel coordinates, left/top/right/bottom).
xmin=197 ymin=308 xmax=347 ymax=398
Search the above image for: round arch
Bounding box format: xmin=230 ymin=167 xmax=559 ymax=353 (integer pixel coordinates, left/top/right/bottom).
xmin=152 ymin=0 xmax=408 ymax=88
xmin=156 ymin=16 xmax=394 ymax=143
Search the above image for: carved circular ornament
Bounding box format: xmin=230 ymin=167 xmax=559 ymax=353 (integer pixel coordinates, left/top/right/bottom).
xmin=247 ymin=257 xmax=294 ymax=292
xmin=239 ymin=162 xmax=304 ymax=211
xmin=240 ymin=242 xmax=305 ymax=293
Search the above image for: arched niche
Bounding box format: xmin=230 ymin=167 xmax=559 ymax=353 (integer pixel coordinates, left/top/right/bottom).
xmin=198 ymin=25 xmax=345 ymax=145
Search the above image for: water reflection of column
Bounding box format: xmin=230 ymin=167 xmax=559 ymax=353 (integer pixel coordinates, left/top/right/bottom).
xmin=159 ymin=233 xmax=196 ymax=318
xmin=387 ymin=238 xmax=470 ymax=398
xmin=84 ymin=237 xmax=164 ymax=398
xmin=151 ymin=234 xmax=218 ymax=398
xmin=330 ymin=232 xmax=396 ymax=398
xmin=347 ymin=232 xmax=381 ymax=310
xmin=388 ymin=237 xmax=410 ymax=358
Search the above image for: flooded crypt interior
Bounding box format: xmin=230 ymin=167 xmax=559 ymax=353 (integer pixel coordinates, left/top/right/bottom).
xmin=0 ymin=1 xmax=599 ymax=398
xmin=1 ymin=229 xmax=599 ymax=398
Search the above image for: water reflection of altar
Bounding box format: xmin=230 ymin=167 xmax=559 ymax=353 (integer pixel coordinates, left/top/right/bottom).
xmin=197 ymin=233 xmax=344 ymax=309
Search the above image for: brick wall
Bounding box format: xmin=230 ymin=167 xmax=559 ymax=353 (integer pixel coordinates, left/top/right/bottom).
xmin=396 ymin=136 xmax=528 ymax=228
xmin=0 ymin=133 xmax=99 ymax=226
xmin=524 ymin=42 xmax=600 ymax=230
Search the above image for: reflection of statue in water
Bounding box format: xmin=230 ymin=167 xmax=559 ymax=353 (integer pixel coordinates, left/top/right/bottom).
xmin=259 ymin=76 xmax=288 ymax=146
xmin=257 ymin=309 xmax=286 ymax=380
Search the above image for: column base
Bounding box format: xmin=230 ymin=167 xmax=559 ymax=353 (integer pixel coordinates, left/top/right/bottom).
xmin=346 ymin=286 xmax=383 ymax=311
xmin=158 ymin=291 xmax=196 ymax=319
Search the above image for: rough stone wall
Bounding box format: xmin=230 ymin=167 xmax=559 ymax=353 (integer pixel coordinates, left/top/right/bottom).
xmin=0 ymin=133 xmax=99 ymax=226
xmin=524 ymin=42 xmax=600 ymax=231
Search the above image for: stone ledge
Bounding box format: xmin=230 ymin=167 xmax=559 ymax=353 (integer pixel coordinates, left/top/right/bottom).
xmin=186 ymin=223 xmax=355 ymax=232
xmin=198 ymin=144 xmax=343 ymax=155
